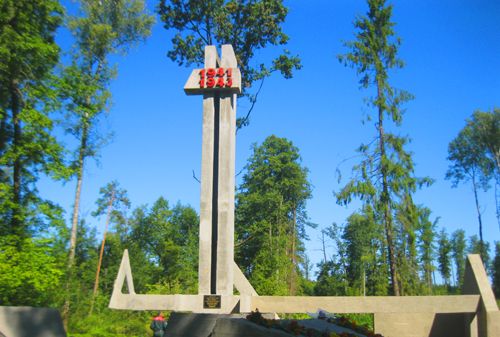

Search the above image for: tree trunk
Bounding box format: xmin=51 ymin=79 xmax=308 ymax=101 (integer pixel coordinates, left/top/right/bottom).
xmin=89 ymin=188 xmax=115 ymax=315
xmin=68 ymin=124 xmax=88 ymax=268
xmin=495 ymin=179 xmax=500 ymax=232
xmin=0 ymin=107 xmax=8 ymax=154
xmin=63 ymin=121 xmax=88 ymax=327
xmin=472 ymin=173 xmax=485 ymax=261
xmin=321 ymin=230 xmax=327 ymax=264
xmin=377 ymin=79 xmax=400 ymax=296
xmin=289 ymin=207 xmax=297 ymax=295
xmin=362 ymin=265 xmax=366 ymax=296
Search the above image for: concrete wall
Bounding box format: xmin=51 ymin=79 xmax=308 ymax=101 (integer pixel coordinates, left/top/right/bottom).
xmin=0 ymin=307 xmax=66 ymax=337
xmin=374 ymin=313 xmax=467 ymax=337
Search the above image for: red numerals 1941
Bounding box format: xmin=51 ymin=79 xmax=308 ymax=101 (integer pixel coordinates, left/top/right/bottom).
xmin=199 ymin=68 xmax=233 ymax=88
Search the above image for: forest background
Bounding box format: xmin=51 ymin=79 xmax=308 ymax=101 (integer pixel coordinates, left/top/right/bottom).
xmin=0 ymin=0 xmax=499 ymax=336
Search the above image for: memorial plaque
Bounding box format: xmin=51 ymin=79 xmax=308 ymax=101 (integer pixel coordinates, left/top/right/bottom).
xmin=203 ymin=295 xmax=222 ymax=309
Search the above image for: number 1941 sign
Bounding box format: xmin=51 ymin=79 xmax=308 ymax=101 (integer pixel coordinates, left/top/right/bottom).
xmin=185 ymin=66 xmax=241 ymax=95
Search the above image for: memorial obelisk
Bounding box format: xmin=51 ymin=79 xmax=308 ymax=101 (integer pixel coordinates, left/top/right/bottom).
xmin=184 ymin=45 xmax=241 ymax=297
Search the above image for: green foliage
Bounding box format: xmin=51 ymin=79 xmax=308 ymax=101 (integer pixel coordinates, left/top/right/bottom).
xmin=468 ymin=234 xmax=490 ymax=268
xmin=158 ymin=0 xmax=301 ymax=128
xmin=451 ymin=229 xmax=467 ymax=288
xmin=446 ymin=109 xmax=500 ymax=261
xmin=92 ymin=181 xmax=131 ymax=228
xmin=129 ymin=198 xmax=199 ymax=293
xmin=336 ymin=0 xmax=432 ymax=296
xmin=68 ymin=295 xmax=153 ymax=337
xmin=437 ymin=228 xmax=452 ymax=286
xmin=492 ymin=242 xmax=500 ymax=298
xmin=314 ymin=260 xmax=347 ymax=296
xmin=337 ymin=313 xmax=374 ymax=332
xmin=342 ymin=208 xmax=388 ymax=295
xmin=470 ymin=109 xmax=500 ymax=228
xmin=446 ymin=116 xmax=491 ymax=189
xmin=416 ymin=207 xmax=437 ymax=294
xmin=0 ymin=235 xmax=65 ymax=306
xmin=0 ymin=0 xmax=67 ymax=237
xmin=236 ymin=135 xmax=312 ymax=295
xmin=60 ymin=2 xmax=154 ymax=321
xmin=60 ymin=0 xmax=155 ymax=166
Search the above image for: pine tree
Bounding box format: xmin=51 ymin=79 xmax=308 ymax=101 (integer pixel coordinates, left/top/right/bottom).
xmin=468 ymin=235 xmax=490 ymax=269
xmin=396 ymin=197 xmax=422 ymax=295
xmin=451 ymin=229 xmax=467 ymax=288
xmin=336 ymin=0 xmax=432 ymax=295
xmin=417 ymin=207 xmax=436 ymax=294
xmin=437 ymin=228 xmax=452 ymax=287
xmin=89 ymin=181 xmax=130 ymax=314
xmin=342 ymin=207 xmax=384 ymax=295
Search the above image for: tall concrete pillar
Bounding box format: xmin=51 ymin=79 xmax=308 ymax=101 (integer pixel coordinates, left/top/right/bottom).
xmin=193 ymin=45 xmax=239 ymax=296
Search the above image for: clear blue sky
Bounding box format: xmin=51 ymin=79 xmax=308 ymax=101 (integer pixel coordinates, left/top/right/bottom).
xmin=40 ymin=0 xmax=500 ymax=278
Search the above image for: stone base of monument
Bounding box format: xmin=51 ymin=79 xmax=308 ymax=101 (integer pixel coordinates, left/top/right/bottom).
xmin=165 ymin=312 xmax=372 ymax=337
xmin=0 ymin=306 xmax=66 ymax=337
xmin=166 ymin=312 xmax=292 ymax=337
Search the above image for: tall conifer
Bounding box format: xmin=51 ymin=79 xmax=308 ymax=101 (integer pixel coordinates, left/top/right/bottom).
xmin=337 ymin=0 xmax=432 ymax=295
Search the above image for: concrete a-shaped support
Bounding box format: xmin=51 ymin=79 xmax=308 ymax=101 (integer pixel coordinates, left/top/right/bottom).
xmin=463 ymin=254 xmax=500 ymax=337
xmin=109 ymin=249 xmax=135 ymax=309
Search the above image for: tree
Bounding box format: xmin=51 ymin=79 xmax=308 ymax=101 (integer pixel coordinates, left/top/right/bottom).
xmin=446 ymin=118 xmax=492 ymax=263
xmin=416 ymin=207 xmax=436 ymax=294
xmin=492 ymin=242 xmax=500 ymax=298
xmin=395 ymin=197 xmax=422 ymax=295
xmin=468 ymin=234 xmax=490 ymax=269
xmin=129 ymin=198 xmax=199 ymax=293
xmin=336 ymin=0 xmax=431 ymax=296
xmin=0 ymin=0 xmax=66 ymax=238
xmin=450 ymin=229 xmax=467 ymax=288
xmin=169 ymin=202 xmax=200 ymax=293
xmin=0 ymin=235 xmax=65 ymax=306
xmin=89 ymin=181 xmax=130 ymax=315
xmin=235 ymin=135 xmax=312 ymax=295
xmin=60 ymin=0 xmax=154 ymax=323
xmin=157 ymin=0 xmax=301 ymax=129
xmin=464 ymin=109 xmax=500 ymax=228
xmin=314 ymin=260 xmax=347 ymax=296
xmin=342 ymin=208 xmax=385 ymax=296
xmin=437 ymin=228 xmax=452 ymax=287
xmin=314 ymin=223 xmax=350 ymax=296
xmin=62 ymin=0 xmax=154 ymax=270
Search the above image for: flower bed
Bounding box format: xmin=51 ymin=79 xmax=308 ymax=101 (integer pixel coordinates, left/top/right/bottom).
xmin=246 ymin=310 xmax=384 ymax=337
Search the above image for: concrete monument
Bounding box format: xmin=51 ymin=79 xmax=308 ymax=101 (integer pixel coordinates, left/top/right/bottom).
xmin=109 ymin=44 xmax=499 ymax=336
xmin=110 ymin=44 xmax=256 ymax=314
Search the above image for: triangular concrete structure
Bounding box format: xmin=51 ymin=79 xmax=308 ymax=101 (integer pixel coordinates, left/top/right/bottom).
xmin=109 ymin=249 xmax=135 ymax=308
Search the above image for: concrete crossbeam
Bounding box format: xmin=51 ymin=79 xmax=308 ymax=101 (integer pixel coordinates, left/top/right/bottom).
xmin=110 ymin=294 xmax=239 ymax=314
xmin=251 ymin=295 xmax=481 ymax=314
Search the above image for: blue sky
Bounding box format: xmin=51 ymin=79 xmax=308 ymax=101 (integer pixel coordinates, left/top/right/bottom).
xmin=41 ymin=0 xmax=500 ymax=277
